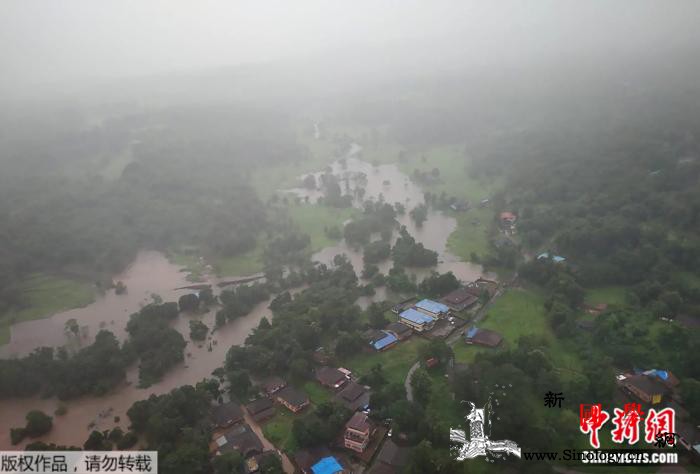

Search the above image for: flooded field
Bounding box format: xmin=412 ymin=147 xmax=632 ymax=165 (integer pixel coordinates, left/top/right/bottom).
xmin=286 ymin=152 xmax=489 ymax=283
xmin=0 ymin=146 xmax=491 ymax=449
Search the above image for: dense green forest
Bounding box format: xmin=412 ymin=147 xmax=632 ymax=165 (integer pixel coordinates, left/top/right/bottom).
xmin=0 ymin=105 xmax=302 ymax=316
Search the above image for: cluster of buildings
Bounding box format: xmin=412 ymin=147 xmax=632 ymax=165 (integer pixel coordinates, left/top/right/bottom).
xmin=616 ymin=369 xmax=699 ymax=455
xmin=396 ymin=299 xmax=450 ymax=332
xmin=288 ymin=366 xmax=397 ymax=473
xmin=210 ymin=402 xmax=281 ymax=473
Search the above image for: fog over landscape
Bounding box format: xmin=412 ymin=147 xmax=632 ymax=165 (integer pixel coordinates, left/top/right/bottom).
xmin=1 ymin=1 xmax=700 ymax=473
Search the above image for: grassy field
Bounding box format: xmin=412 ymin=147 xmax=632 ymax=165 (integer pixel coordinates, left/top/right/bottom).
xmin=213 ymin=240 xmax=267 ymax=277
xmin=396 ymin=146 xmax=498 ymax=202
xmin=446 ymin=207 xmax=493 ymax=261
xmin=0 ymin=274 xmax=96 ymax=344
xmin=426 ymin=371 xmax=463 ymax=427
xmin=344 ymin=337 xmax=429 ymax=385
xmin=168 ymin=251 xmax=208 ymax=282
xmin=262 ymin=409 xmax=299 ymax=453
xmin=584 ymin=286 xmax=629 ymax=306
xmin=286 ymin=203 xmax=358 ymax=252
xmin=453 ymin=288 xmax=581 ymax=376
xmin=302 ymin=381 xmax=332 ymax=405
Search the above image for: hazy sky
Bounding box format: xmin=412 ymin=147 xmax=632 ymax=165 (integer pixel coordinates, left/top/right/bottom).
xmin=1 ymin=0 xmax=699 ymax=96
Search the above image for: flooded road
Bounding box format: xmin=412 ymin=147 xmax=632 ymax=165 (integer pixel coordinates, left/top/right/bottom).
xmin=0 ymin=144 xmax=491 ymax=449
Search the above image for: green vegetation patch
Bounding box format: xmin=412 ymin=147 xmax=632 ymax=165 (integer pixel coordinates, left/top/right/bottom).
xmin=262 ymin=409 xmax=299 ymax=453
xmin=426 ymin=371 xmax=462 ymax=427
xmin=286 ymin=204 xmax=358 ymax=252
xmin=454 ymin=288 xmax=581 ymax=376
xmin=0 ymin=274 xmax=96 ymax=345
xmin=584 ymin=286 xmax=628 ymax=306
xmin=168 ymin=251 xmax=208 ymax=282
xmin=446 ymin=207 xmax=493 ymax=261
xmin=344 ymin=338 xmax=429 ymax=385
xmin=213 ymin=241 xmax=266 ymax=277
xmin=302 ymin=381 xmax=332 ymax=405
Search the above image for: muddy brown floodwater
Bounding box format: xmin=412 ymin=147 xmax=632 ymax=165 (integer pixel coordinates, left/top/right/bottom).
xmin=0 ymin=145 xmax=493 ymax=450
xmin=286 ymin=152 xmax=491 ymax=284
xmin=0 ymin=252 xmax=279 ymax=449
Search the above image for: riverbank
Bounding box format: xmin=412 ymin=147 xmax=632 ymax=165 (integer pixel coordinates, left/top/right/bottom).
xmin=0 ymin=274 xmax=96 ymax=345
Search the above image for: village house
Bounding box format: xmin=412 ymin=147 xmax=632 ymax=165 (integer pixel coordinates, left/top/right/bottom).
xmin=414 ymin=299 xmax=450 ymax=319
xmin=260 ymin=376 xmax=287 ymax=396
xmin=369 ymin=440 xmax=410 ymax=474
xmin=310 ymin=456 xmax=345 ymax=474
xmin=344 ymin=412 xmax=375 ymax=453
xmin=370 ymin=330 xmax=399 ymax=352
xmin=398 ymin=308 xmax=435 ymax=332
xmin=390 ymin=297 xmax=417 ymax=315
xmin=464 ymin=326 xmax=503 ymax=347
xmin=336 ymin=381 xmax=371 ymax=411
xmin=643 ymin=369 xmax=680 ymax=393
xmin=275 ymin=386 xmax=310 ymax=413
xmin=619 ymin=374 xmax=669 ymax=405
xmin=441 ymin=287 xmax=479 ymax=312
xmin=294 ymin=447 xmax=337 ymax=474
xmin=385 ymin=321 xmax=412 ymax=340
xmin=211 ymin=401 xmax=244 ymax=430
xmin=499 ymin=211 xmax=517 ymax=225
xmin=245 ymin=397 xmax=275 ymax=423
xmin=316 ymin=367 xmax=349 ymax=389
xmin=213 ymin=423 xmax=263 ymax=458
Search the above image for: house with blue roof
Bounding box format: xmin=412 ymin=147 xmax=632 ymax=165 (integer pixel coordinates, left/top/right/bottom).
xmin=370 ymin=330 xmax=398 ymax=351
xmin=414 ymin=299 xmax=450 ymax=318
xmin=311 ymin=456 xmax=343 ymax=474
xmin=399 ymin=308 xmax=436 ymax=332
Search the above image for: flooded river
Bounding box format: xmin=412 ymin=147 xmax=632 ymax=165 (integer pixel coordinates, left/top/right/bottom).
xmin=286 ymin=150 xmax=487 ymax=283
xmin=0 ymin=145 xmax=491 ymax=449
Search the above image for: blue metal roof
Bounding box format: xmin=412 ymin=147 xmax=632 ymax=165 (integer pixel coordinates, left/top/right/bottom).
xmin=372 ymin=331 xmax=398 ymax=350
xmin=537 ymin=252 xmax=566 ymax=263
xmin=415 ymin=299 xmax=449 ymax=314
xmin=399 ymin=308 xmax=435 ymax=325
xmin=643 ymin=369 xmax=669 ymax=380
xmin=465 ymin=326 xmax=479 ymax=338
xmin=312 ymin=456 xmax=343 ymax=474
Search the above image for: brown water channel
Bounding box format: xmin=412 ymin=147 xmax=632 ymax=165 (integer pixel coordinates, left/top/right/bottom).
xmin=0 ymin=146 xmax=492 ymax=449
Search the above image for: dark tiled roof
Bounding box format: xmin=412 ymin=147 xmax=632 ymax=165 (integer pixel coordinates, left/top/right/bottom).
xmin=276 ymin=386 xmax=309 ymax=408
xmin=316 ymin=367 xmax=347 ymax=387
xmin=246 ymin=397 xmax=274 ymax=415
xmin=218 ymin=424 xmax=263 ymax=458
xmin=212 ymin=402 xmax=243 ymax=427
xmin=377 ymin=440 xmax=409 ymax=467
xmin=261 ymin=376 xmax=286 ymax=393
xmin=442 ymin=287 xmax=479 ymax=306
xmin=294 ymin=447 xmax=332 ymax=473
xmin=346 ymin=412 xmax=370 ymax=432
xmin=338 ymin=381 xmax=367 ymax=402
xmin=385 ymin=322 xmax=412 ymax=336
xmin=624 ymin=375 xmax=668 ymax=395
xmin=466 ymin=328 xmax=502 ymax=347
